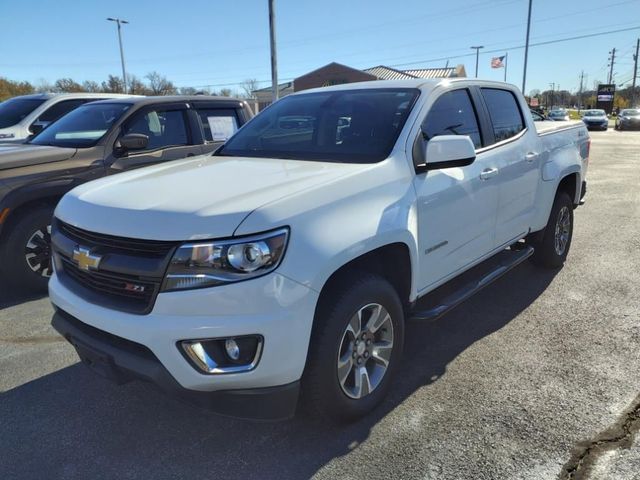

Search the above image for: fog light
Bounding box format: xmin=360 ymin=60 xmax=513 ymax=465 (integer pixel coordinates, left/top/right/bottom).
xmin=180 ymin=335 xmax=263 ymax=374
xmin=225 ymin=338 xmax=240 ymax=361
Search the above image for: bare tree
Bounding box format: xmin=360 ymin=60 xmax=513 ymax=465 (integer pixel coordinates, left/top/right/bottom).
xmin=82 ymin=80 xmax=102 ymax=92
xmin=240 ymin=78 xmax=259 ymax=98
xmin=219 ymin=88 xmax=233 ymax=97
xmin=101 ymin=75 xmax=125 ymax=93
xmin=145 ymin=71 xmax=177 ymax=95
xmin=127 ymin=75 xmax=149 ymax=95
xmin=178 ymin=86 xmax=198 ymax=95
xmin=33 ymin=78 xmax=54 ymax=93
xmin=54 ymin=78 xmax=85 ymax=93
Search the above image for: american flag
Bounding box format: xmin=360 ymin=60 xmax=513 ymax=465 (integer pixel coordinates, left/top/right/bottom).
xmin=491 ymin=56 xmax=506 ymax=68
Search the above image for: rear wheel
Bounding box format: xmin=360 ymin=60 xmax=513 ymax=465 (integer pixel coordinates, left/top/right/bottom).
xmin=0 ymin=205 xmax=55 ymax=292
xmin=529 ymin=192 xmax=574 ymax=269
xmin=303 ymin=273 xmax=404 ymax=422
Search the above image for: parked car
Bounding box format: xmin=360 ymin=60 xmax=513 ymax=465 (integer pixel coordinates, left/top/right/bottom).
xmin=49 ymin=79 xmax=589 ymax=422
xmin=530 ymin=109 xmax=550 ymax=121
xmin=0 ymin=95 xmax=253 ymax=291
xmin=615 ymin=108 xmax=640 ymax=130
xmin=0 ymin=93 xmax=135 ymax=142
xmin=581 ymin=109 xmax=609 ymax=131
xmin=548 ymin=109 xmax=570 ymax=121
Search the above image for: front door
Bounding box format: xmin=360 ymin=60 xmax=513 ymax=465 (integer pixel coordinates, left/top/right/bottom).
xmin=412 ymin=88 xmax=499 ymax=292
xmin=109 ymin=105 xmax=202 ymax=172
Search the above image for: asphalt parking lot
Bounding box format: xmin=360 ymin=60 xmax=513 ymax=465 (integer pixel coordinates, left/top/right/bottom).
xmin=1 ymin=129 xmax=639 ymax=480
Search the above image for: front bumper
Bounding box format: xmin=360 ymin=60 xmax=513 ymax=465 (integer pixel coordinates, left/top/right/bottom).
xmin=52 ymin=308 xmax=300 ymax=420
xmin=49 ymin=271 xmax=319 ymax=418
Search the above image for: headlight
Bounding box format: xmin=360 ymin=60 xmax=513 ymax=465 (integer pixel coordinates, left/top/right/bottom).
xmin=162 ymin=228 xmax=289 ymax=291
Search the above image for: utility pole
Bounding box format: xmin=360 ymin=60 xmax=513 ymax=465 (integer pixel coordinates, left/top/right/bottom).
xmin=522 ymin=0 xmax=533 ymax=94
xmin=268 ymin=0 xmax=279 ymax=102
xmin=632 ymin=38 xmax=639 ymax=107
xmin=608 ymin=48 xmax=616 ymax=84
xmin=549 ymin=82 xmax=555 ymax=108
xmin=578 ymin=71 xmax=584 ymax=111
xmin=107 ymin=18 xmax=129 ymax=93
xmin=471 ymin=46 xmax=484 ymax=78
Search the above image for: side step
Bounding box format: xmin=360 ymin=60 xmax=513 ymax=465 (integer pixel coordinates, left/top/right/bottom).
xmin=410 ymin=245 xmax=534 ymax=322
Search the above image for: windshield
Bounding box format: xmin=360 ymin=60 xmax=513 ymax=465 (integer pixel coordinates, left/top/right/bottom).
xmin=584 ymin=110 xmax=605 ymax=117
xmin=217 ymin=88 xmax=420 ymax=163
xmin=0 ymin=97 xmax=47 ymax=128
xmin=30 ymin=103 xmax=132 ymax=148
xmin=549 ymin=111 xmax=565 ymax=116
xmin=621 ymin=109 xmax=640 ymax=116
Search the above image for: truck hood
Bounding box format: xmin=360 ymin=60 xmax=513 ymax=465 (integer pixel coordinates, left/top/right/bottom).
xmin=56 ymin=153 xmax=367 ymax=241
xmin=0 ymin=143 xmax=77 ymax=171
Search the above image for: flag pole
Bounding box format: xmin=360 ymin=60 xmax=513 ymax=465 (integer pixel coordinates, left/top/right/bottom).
xmin=504 ymin=52 xmax=508 ymax=82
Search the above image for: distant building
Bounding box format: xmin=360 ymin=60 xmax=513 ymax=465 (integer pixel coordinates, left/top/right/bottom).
xmin=252 ymin=62 xmax=466 ymax=111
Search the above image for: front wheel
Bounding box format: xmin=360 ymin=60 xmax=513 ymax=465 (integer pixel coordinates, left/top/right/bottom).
xmin=529 ymin=192 xmax=574 ymax=269
xmin=303 ymin=273 xmax=405 ymax=422
xmin=0 ymin=205 xmax=55 ymax=292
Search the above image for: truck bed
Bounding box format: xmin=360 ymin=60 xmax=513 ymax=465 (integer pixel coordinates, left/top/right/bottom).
xmin=534 ymin=120 xmax=584 ymax=136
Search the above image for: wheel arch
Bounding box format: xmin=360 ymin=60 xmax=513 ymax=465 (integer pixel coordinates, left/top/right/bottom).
xmin=315 ymin=242 xmax=414 ymax=317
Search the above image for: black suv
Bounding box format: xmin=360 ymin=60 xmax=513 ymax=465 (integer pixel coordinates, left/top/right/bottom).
xmin=0 ymin=96 xmax=254 ymax=291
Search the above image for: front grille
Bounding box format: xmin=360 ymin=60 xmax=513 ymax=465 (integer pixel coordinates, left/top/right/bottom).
xmin=57 ymin=220 xmax=176 ymax=257
xmin=53 ymin=219 xmax=179 ymax=315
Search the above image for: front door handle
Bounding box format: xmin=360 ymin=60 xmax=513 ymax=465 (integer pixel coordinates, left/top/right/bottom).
xmin=480 ymin=167 xmax=499 ymax=180
xmin=525 ymin=152 xmax=538 ymax=163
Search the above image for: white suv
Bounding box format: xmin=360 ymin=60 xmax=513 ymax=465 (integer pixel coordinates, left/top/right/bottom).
xmin=0 ymin=93 xmax=135 ymax=141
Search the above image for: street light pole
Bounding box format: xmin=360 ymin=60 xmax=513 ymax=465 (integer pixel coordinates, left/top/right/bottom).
xmin=471 ymin=46 xmax=484 ymax=78
xmin=522 ymin=0 xmax=533 ymax=94
xmin=268 ymin=0 xmax=279 ymax=103
xmin=107 ymin=17 xmax=129 ymax=94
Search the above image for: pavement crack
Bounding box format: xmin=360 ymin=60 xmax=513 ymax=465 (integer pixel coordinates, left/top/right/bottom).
xmin=559 ymin=394 xmax=640 ymax=480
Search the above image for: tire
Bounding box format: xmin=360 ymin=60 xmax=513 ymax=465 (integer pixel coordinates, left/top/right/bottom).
xmin=0 ymin=205 xmax=55 ymax=292
xmin=303 ymin=272 xmax=405 ymax=422
xmin=529 ymin=192 xmax=574 ymax=269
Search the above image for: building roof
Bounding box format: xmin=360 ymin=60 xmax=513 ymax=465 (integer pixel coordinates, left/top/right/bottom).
xmin=363 ymin=65 xmax=460 ymax=80
xmin=252 ymin=82 xmax=294 ymax=94
xmin=403 ymin=67 xmax=458 ymax=79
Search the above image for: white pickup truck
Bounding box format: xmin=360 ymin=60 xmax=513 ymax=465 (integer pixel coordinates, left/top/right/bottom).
xmin=49 ymin=79 xmax=589 ymax=421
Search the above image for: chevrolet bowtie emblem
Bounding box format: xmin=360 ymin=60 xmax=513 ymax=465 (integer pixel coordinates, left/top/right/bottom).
xmin=72 ymin=246 xmax=102 ymax=271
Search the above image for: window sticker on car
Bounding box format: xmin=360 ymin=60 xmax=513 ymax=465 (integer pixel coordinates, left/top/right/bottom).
xmin=207 ymin=116 xmax=237 ymax=141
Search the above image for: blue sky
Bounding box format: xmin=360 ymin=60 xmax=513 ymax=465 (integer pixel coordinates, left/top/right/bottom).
xmin=2 ymin=0 xmax=639 ymax=95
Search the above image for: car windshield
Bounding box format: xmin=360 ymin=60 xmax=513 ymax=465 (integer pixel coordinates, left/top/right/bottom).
xmin=29 ymin=103 xmax=132 ymax=148
xmin=621 ymin=109 xmax=640 ymax=116
xmin=584 ymin=110 xmax=605 ymax=117
xmin=549 ymin=111 xmax=565 ymax=116
xmin=217 ymin=88 xmax=420 ymax=163
xmin=0 ymin=97 xmax=47 ymax=128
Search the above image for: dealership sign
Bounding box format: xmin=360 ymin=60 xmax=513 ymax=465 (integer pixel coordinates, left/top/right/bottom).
xmin=596 ymin=84 xmax=615 ymax=113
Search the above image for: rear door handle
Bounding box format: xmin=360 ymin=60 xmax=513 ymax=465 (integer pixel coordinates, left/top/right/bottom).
xmin=480 ymin=167 xmax=499 ymax=180
xmin=525 ymin=152 xmax=538 ymax=163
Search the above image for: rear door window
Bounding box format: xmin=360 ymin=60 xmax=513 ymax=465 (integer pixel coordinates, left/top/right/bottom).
xmin=37 ymin=99 xmax=90 ymax=123
xmin=195 ymin=108 xmax=239 ymax=142
xmin=480 ymin=88 xmax=525 ymax=143
xmin=422 ymin=89 xmax=482 ymax=148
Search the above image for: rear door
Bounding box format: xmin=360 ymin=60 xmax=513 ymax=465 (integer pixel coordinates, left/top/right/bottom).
xmin=412 ymin=88 xmax=499 ymax=291
xmin=475 ymin=87 xmax=539 ymax=247
xmin=191 ymin=103 xmax=243 ymax=154
xmin=109 ymin=103 xmax=202 ymax=171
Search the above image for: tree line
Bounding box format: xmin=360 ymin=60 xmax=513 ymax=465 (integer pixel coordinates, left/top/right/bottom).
xmin=529 ymin=84 xmax=639 ymax=110
xmin=0 ymin=73 xmax=260 ymax=101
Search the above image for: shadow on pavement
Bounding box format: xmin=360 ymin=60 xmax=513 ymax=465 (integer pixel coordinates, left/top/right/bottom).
xmin=0 ymin=263 xmax=557 ymax=480
xmin=0 ymin=279 xmax=46 ymax=309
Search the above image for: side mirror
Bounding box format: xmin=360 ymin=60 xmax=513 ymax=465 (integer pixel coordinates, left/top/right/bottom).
xmin=115 ymin=133 xmax=148 ymax=155
xmin=424 ymin=135 xmax=476 ymax=170
xmin=29 ymin=122 xmax=48 ymax=136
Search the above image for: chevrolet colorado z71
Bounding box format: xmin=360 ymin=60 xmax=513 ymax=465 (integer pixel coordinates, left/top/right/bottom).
xmin=49 ymin=80 xmax=589 ymax=421
xmin=0 ymin=95 xmax=253 ymax=291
